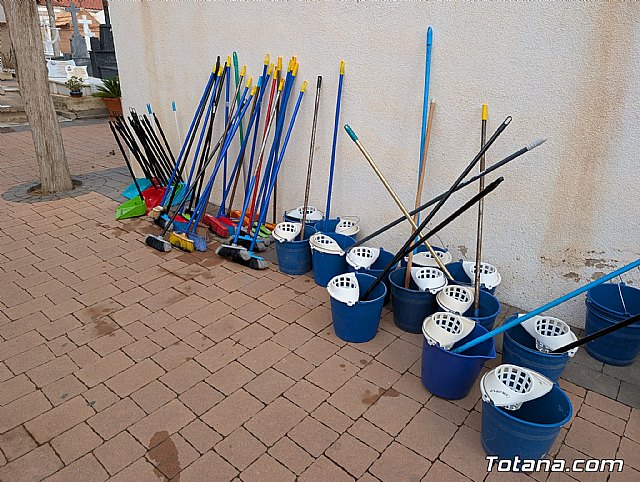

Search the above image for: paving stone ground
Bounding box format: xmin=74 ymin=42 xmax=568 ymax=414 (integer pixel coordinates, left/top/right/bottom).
xmin=1 ymin=120 xmax=639 ymax=481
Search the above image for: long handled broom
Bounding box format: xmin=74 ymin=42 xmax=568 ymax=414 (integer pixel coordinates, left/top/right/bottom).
xmin=473 ymin=104 xmax=488 ymax=316
xmin=300 ymin=76 xmax=323 ymax=238
xmin=111 ymin=122 xmax=148 ymax=220
xmin=344 ymin=124 xmax=454 ymax=279
xmin=216 ymin=79 xmax=285 ymax=261
xmin=147 ymin=79 xmax=256 ymax=253
xmin=405 ymin=101 xmax=435 ymax=287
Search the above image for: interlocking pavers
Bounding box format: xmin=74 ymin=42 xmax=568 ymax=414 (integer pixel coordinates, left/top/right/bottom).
xmin=1 ymin=121 xmax=639 ymax=482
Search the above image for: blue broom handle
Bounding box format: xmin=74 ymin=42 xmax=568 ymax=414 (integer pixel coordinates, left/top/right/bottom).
xmin=218 ymin=70 xmax=271 ymax=217
xmin=254 ymin=67 xmax=295 ymax=221
xmin=250 ymin=85 xmax=306 ymax=251
xmin=452 ymin=259 xmax=640 ymax=354
xmin=325 ymin=61 xmax=345 ymax=223
xmin=417 ymin=27 xmax=432 ymax=226
xmin=183 ymin=71 xmax=222 ymax=194
xmin=161 ymin=70 xmax=216 ymax=205
xmin=233 ymin=85 xmax=283 ymax=245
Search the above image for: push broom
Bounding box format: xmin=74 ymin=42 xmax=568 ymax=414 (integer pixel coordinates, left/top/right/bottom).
xmin=351 ymin=137 xmax=547 ymax=250
xmin=405 ymin=100 xmax=435 ymax=287
xmin=183 ymin=78 xmax=266 ymax=252
xmin=242 ymin=79 xmax=308 ymax=268
xmin=215 ymin=79 xmax=285 ymax=262
xmin=452 ymin=259 xmax=640 ymax=354
xmin=349 ymin=117 xmax=514 ymax=300
xmin=150 ymin=64 xmax=218 ymax=220
xmin=147 ymin=78 xmax=256 ymax=253
xmin=344 ymin=124 xmax=454 ymax=279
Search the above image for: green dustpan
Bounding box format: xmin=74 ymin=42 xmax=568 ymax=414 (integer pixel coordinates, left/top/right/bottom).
xmin=116 ymin=196 xmax=147 ymax=220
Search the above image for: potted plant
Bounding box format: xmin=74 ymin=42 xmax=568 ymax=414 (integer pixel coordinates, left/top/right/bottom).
xmin=93 ymin=75 xmax=122 ymax=118
xmin=64 ymin=76 xmax=84 ymax=97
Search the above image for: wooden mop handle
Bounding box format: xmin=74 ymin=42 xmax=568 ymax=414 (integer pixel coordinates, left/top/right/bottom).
xmin=345 ymin=126 xmax=453 ymax=280
xmin=405 ymin=101 xmax=436 ymax=287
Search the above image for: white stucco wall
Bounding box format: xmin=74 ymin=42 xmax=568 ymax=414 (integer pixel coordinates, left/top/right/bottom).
xmin=110 ymin=1 xmax=640 ymax=327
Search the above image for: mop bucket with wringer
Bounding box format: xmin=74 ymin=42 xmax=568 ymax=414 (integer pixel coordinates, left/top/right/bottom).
xmin=389 ymin=267 xmax=444 ymax=333
xmin=328 ymin=273 xmax=387 ymax=343
xmin=315 ymin=217 xmax=360 ymax=241
xmin=502 ymin=315 xmax=576 ymax=382
xmin=310 ymin=232 xmax=356 ymax=287
xmin=584 ymin=283 xmax=640 ymax=366
xmin=445 ymin=260 xmax=501 ymax=296
xmin=480 ymin=364 xmax=572 ymax=460
xmin=273 ymin=224 xmax=317 ymax=276
xmin=347 ymin=248 xmax=396 ymax=303
xmin=400 ymin=245 xmax=452 ymax=268
xmin=421 ymin=321 xmax=496 ymax=399
xmin=284 ymin=206 xmax=324 ymax=225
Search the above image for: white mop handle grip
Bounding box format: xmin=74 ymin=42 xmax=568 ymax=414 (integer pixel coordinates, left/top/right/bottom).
xmin=451 ymin=258 xmax=640 ymax=354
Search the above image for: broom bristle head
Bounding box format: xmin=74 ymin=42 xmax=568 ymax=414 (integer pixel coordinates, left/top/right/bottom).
xmin=149 ymin=206 xmax=165 ymax=219
xmin=216 ymin=244 xmax=249 ymax=260
xmin=190 ymin=234 xmax=208 ymax=252
xmin=231 ymin=252 xmax=268 ymax=270
xmin=145 ymin=234 xmax=172 ymax=252
xmin=169 ymin=232 xmax=195 ymax=252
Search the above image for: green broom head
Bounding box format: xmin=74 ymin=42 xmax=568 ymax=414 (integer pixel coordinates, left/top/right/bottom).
xmin=116 ymin=196 xmax=147 ymax=220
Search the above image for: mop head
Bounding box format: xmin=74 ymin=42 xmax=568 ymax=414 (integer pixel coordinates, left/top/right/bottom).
xmin=169 ymin=232 xmax=195 ymax=252
xmin=149 ymin=205 xmax=166 ymax=220
xmin=231 ymin=251 xmax=269 ymax=270
xmin=145 ymin=234 xmax=172 ymax=252
xmin=216 ymin=243 xmax=251 ymax=260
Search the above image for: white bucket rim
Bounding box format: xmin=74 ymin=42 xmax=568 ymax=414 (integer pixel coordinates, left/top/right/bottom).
xmin=436 ymin=285 xmax=474 ymax=314
xmin=273 ymin=222 xmax=302 ymax=243
xmin=411 ymin=266 xmax=447 ymax=293
xmin=462 ymin=261 xmax=502 ymax=289
xmin=346 ymin=246 xmax=380 ymax=270
xmin=480 ymin=364 xmax=554 ymax=410
xmin=327 ymin=272 xmax=359 ymax=306
xmin=422 ymin=312 xmax=475 ymax=350
xmin=520 ymin=315 xmax=579 ymax=357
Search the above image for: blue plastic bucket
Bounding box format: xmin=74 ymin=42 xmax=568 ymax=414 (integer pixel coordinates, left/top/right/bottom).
xmin=502 ymin=316 xmax=570 ymax=382
xmin=330 ymin=273 xmax=387 ymax=343
xmin=314 ymin=218 xmax=359 ymax=241
xmin=586 ymin=283 xmax=640 ymax=320
xmin=274 ymin=227 xmax=316 ymax=276
xmin=481 ymin=384 xmax=572 ymax=460
xmin=400 ymin=245 xmax=449 ymax=268
xmin=584 ymin=294 xmax=640 ymax=366
xmin=445 ymin=261 xmax=497 ymax=296
xmin=348 ymin=248 xmax=396 ymax=303
xmin=389 ymin=267 xmax=439 ymax=333
xmin=311 ymin=233 xmax=356 ymax=287
xmin=283 ymin=211 xmax=320 ymax=226
xmin=421 ymin=323 xmax=496 ymax=399
xmin=463 ymin=290 xmax=501 ymax=332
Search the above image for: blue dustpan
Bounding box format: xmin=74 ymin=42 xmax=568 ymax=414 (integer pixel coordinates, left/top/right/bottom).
xmin=122 ymin=179 xmax=152 ymax=199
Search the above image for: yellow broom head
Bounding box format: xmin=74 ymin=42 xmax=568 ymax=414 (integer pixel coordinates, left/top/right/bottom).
xmin=169 ymin=231 xmax=195 ymax=252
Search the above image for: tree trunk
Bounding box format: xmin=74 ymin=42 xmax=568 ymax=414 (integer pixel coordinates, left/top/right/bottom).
xmin=4 ymin=0 xmax=73 ymax=194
